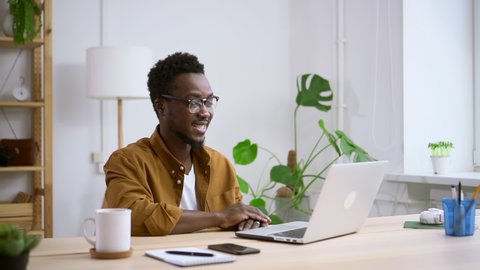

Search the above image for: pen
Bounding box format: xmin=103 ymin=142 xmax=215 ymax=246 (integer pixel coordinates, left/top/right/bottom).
xmin=457 ymin=181 xmax=462 ymax=204
xmin=166 ymin=250 xmax=214 ymax=257
xmin=471 ymin=184 xmax=480 ymax=201
xmin=454 ymin=181 xmax=465 ymax=234
xmin=466 ymin=184 xmax=480 ymax=213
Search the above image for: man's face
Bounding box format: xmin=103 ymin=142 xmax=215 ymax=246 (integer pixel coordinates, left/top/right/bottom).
xmin=160 ymin=73 xmax=214 ymax=149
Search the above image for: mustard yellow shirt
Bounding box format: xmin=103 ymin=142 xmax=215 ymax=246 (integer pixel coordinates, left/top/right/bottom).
xmin=104 ymin=126 xmax=242 ymax=236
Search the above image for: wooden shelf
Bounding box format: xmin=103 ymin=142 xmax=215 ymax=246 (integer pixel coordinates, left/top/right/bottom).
xmin=0 ymin=203 xmax=34 ymax=231
xmin=0 ymin=100 xmax=45 ymax=107
xmin=0 ymin=166 xmax=43 ymax=172
xmin=28 ymin=230 xmax=44 ymax=237
xmin=0 ymin=203 xmax=33 ymax=218
xmin=0 ymin=36 xmax=44 ymax=48
xmin=0 ymin=0 xmax=52 ymax=237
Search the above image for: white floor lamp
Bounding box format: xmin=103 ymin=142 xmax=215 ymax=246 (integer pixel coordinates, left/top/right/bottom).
xmin=86 ymin=46 xmax=153 ymax=149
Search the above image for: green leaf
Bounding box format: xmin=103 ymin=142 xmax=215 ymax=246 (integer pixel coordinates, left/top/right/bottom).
xmin=237 ymin=175 xmax=250 ymax=194
xmin=3 ymin=239 xmax=24 ymax=256
xmin=249 ymin=199 xmax=269 ymax=215
xmin=269 ymin=214 xmax=284 ymax=224
xmin=24 ymin=235 xmax=40 ymax=251
xmin=335 ymin=130 xmax=375 ymax=162
xmin=270 ymin=165 xmax=298 ymax=186
xmin=250 ymin=198 xmax=266 ymax=208
xmin=428 ymin=141 xmax=454 ymax=157
xmin=0 ymin=224 xmax=12 ymax=237
xmin=232 ymin=139 xmax=258 ymax=165
xmin=318 ymin=119 xmax=341 ymax=156
xmin=296 ymin=74 xmax=333 ymax=112
xmin=0 ymin=224 xmax=41 ymax=256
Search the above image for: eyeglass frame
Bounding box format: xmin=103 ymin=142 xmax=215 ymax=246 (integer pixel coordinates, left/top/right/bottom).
xmin=158 ymin=94 xmax=220 ymax=113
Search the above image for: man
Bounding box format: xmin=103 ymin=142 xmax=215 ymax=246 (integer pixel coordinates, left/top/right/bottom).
xmin=103 ymin=52 xmax=270 ymax=236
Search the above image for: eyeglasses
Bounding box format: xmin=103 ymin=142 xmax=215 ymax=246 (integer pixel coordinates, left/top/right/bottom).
xmin=160 ymin=94 xmax=219 ymax=113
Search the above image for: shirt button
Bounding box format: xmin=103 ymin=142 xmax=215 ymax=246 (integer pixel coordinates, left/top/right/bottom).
xmin=171 ymin=170 xmax=175 ymax=175
xmin=176 ymin=179 xmax=182 ymax=185
xmin=204 ymin=170 xmax=208 ymax=175
xmin=180 ymin=166 xmax=185 ymax=171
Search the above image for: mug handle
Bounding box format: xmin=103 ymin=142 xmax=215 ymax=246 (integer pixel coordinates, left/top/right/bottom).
xmin=81 ymin=217 xmax=96 ymax=247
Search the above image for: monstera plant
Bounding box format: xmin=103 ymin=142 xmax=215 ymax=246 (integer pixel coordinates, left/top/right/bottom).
xmin=232 ymin=73 xmax=374 ymax=224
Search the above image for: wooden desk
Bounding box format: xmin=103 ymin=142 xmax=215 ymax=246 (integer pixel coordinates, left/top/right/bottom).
xmin=29 ymin=214 xmax=480 ymax=270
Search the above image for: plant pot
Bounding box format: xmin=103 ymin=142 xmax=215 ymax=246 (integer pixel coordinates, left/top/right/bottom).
xmin=1 ymin=13 xmax=13 ymax=37
xmin=274 ymin=196 xmax=312 ymax=223
xmin=430 ymin=156 xmax=450 ymax=175
xmin=0 ymin=251 xmax=30 ymax=270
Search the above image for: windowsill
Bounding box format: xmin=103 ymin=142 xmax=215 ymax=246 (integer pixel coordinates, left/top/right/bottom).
xmin=385 ymin=172 xmax=480 ymax=187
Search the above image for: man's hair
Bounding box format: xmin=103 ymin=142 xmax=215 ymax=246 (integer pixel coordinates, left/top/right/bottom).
xmin=147 ymin=52 xmax=205 ymax=112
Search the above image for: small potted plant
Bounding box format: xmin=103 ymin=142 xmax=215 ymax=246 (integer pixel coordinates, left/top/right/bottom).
xmin=3 ymin=0 xmax=42 ymax=45
xmin=0 ymin=224 xmax=41 ymax=270
xmin=428 ymin=141 xmax=454 ymax=175
xmin=232 ymin=73 xmax=374 ymax=224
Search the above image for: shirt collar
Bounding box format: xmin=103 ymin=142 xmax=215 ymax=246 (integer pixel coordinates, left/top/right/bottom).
xmin=149 ymin=125 xmax=211 ymax=169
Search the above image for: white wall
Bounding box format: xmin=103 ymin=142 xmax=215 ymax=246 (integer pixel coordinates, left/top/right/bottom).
xmin=343 ymin=0 xmax=404 ymax=171
xmin=473 ymin=0 xmax=480 ymax=169
xmin=403 ymin=0 xmax=474 ymax=174
xmin=372 ymin=0 xmax=475 ymax=217
xmin=1 ymin=0 xmax=474 ymax=236
xmin=289 ymin=0 xmax=403 ymax=190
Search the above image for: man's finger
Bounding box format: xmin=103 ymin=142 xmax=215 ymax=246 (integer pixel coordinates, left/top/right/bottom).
xmin=238 ymin=221 xmax=246 ymax=231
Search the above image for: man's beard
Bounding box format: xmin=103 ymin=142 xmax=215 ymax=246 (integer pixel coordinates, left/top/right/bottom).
xmin=175 ymin=131 xmax=205 ymax=151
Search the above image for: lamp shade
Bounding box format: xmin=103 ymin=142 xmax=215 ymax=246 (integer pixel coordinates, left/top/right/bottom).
xmin=86 ymin=46 xmax=153 ymax=99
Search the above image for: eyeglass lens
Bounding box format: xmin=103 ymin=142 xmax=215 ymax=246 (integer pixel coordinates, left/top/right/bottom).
xmin=189 ymin=96 xmax=218 ymax=113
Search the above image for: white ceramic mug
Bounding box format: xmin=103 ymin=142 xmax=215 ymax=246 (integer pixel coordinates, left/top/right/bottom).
xmin=81 ymin=208 xmax=132 ymax=253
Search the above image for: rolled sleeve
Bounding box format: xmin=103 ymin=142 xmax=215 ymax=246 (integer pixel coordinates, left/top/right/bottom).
xmin=104 ymin=152 xmax=183 ymax=236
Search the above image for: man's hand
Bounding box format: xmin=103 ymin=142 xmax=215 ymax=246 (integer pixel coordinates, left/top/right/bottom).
xmin=217 ymin=203 xmax=271 ymax=230
xmin=237 ymin=219 xmax=269 ymax=231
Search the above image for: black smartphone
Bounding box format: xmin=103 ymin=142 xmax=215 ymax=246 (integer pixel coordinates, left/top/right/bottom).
xmin=207 ymin=243 xmax=260 ymax=255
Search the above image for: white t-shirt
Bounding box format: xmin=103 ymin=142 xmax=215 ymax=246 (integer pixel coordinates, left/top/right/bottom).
xmin=180 ymin=166 xmax=198 ymax=210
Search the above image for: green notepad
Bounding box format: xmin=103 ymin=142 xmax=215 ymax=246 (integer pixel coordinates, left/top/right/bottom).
xmin=403 ymin=221 xmax=444 ymax=229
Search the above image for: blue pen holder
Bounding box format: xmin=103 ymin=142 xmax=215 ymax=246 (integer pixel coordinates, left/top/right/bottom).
xmin=442 ymin=198 xmax=477 ymax=236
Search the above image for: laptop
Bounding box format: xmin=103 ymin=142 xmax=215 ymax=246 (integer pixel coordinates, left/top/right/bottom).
xmin=235 ymin=160 xmax=388 ymax=244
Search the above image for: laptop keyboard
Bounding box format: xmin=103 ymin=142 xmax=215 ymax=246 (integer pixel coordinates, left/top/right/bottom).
xmin=271 ymin=227 xmax=307 ymax=238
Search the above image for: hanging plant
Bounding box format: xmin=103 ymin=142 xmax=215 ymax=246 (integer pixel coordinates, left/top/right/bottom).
xmin=7 ymin=0 xmax=42 ymax=45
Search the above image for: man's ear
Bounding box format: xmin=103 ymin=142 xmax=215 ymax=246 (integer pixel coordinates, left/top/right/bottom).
xmin=155 ymin=99 xmax=166 ymax=116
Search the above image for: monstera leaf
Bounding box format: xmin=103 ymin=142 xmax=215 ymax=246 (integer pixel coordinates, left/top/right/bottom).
xmin=336 ymin=131 xmax=375 ymax=162
xmin=296 ymin=74 xmax=333 ymax=112
xmin=318 ymin=119 xmax=341 ymax=156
